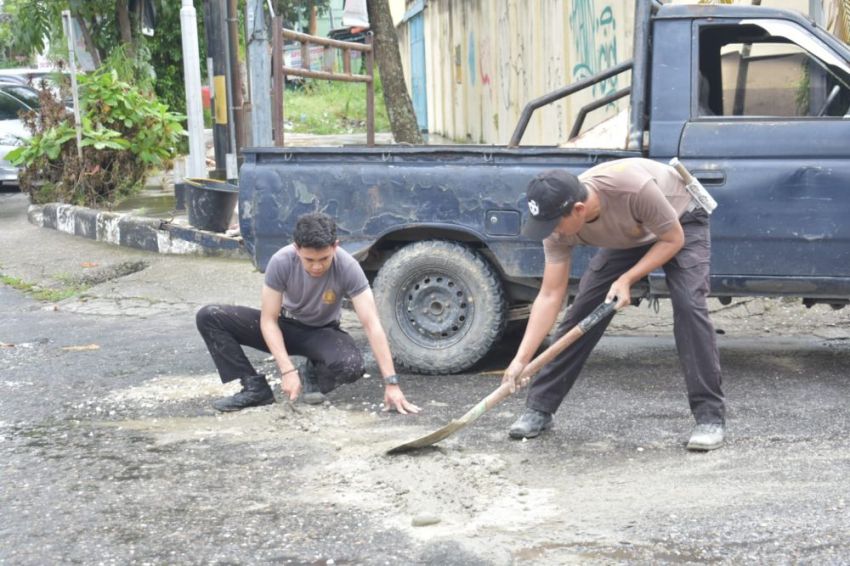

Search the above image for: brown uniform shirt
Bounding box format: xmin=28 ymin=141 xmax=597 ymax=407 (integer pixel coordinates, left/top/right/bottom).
xmin=543 ymin=158 xmax=692 ymax=264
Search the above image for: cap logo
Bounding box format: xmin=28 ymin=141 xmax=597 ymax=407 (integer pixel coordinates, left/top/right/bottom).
xmin=528 ymin=199 xmax=540 ymax=216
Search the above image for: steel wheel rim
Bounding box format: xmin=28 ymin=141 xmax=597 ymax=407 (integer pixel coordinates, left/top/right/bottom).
xmin=395 ymin=269 xmax=475 ymax=349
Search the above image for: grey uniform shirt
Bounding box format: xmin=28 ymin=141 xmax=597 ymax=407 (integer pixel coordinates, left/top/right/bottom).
xmin=264 ymin=245 xmax=369 ymax=327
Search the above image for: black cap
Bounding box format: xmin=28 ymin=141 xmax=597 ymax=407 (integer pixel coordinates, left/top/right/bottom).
xmin=522 ymin=169 xmax=584 ymax=240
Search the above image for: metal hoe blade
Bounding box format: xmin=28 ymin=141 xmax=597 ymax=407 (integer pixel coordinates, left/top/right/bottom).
xmin=385 ymin=420 xmax=467 ymax=454
xmin=386 ymin=301 xmax=618 ymax=455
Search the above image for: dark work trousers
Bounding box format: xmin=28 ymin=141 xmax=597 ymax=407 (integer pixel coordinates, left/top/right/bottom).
xmin=195 ymin=305 xmax=365 ymax=394
xmin=526 ymin=209 xmax=725 ymax=425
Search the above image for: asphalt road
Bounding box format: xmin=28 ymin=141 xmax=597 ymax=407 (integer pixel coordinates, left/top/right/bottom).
xmin=2 ymin=192 xmax=849 ymax=565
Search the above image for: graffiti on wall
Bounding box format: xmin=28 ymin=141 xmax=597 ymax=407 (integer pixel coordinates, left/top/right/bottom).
xmin=467 ymin=32 xmax=493 ymax=90
xmin=478 ymin=39 xmax=492 ymax=86
xmin=569 ymin=0 xmax=619 ymax=97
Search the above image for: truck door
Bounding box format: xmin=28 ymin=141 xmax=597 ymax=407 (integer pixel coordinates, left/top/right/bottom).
xmin=678 ymin=18 xmax=850 ymax=296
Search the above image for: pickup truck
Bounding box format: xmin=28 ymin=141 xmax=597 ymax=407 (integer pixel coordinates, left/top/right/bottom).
xmin=238 ymin=1 xmax=850 ymax=374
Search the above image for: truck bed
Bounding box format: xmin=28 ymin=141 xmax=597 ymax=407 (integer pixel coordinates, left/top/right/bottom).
xmin=240 ymin=145 xmax=640 ymax=273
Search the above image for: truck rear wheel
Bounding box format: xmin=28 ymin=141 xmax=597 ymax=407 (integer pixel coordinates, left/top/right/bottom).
xmin=373 ymin=240 xmax=507 ymax=374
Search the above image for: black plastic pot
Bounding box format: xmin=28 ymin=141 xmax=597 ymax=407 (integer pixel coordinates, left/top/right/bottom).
xmin=185 ymin=178 xmax=238 ymax=233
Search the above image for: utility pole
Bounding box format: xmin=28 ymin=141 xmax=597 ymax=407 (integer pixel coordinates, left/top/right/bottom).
xmin=227 ymin=0 xmax=246 ymax=161
xmin=180 ymin=0 xmax=207 ymax=179
xmin=206 ymin=0 xmax=229 ymax=180
xmin=246 ymin=0 xmax=272 ymax=147
xmin=61 ymin=11 xmax=83 ymax=161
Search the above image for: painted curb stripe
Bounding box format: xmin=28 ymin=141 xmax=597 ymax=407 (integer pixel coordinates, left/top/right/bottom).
xmin=27 ymin=204 xmax=246 ymax=259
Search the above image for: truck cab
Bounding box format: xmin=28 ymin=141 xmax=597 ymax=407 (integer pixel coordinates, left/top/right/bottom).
xmin=649 ymin=5 xmax=850 ymax=301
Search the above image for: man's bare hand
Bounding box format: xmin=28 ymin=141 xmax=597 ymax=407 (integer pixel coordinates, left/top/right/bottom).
xmin=606 ymin=277 xmax=631 ymax=309
xmin=502 ymin=359 xmax=529 ymax=394
xmin=281 ymin=372 xmax=301 ymax=401
xmin=383 ymin=385 xmax=421 ymax=415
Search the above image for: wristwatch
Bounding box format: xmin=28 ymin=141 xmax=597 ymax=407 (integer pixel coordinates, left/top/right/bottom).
xmin=383 ymin=374 xmax=400 ymax=385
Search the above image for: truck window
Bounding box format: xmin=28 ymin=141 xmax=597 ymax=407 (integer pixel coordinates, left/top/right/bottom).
xmin=697 ymin=21 xmax=850 ymax=118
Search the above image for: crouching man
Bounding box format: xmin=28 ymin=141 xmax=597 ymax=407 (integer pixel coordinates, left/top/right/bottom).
xmin=196 ymin=212 xmax=421 ymax=415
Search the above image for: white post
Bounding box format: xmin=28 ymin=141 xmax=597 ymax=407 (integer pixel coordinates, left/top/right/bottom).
xmin=61 ymin=11 xmax=83 ymax=160
xmin=180 ymin=0 xmax=208 ymax=179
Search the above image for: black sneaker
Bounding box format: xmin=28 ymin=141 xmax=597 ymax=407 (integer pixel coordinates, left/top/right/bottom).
xmin=213 ymin=374 xmax=274 ymax=412
xmin=508 ymin=408 xmax=553 ymax=439
xmin=299 ymin=360 xmax=326 ymax=405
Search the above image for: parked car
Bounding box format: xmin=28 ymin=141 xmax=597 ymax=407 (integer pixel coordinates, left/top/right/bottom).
xmin=0 ymin=67 xmax=64 ymax=85
xmin=327 ymin=26 xmax=369 ymax=44
xmin=0 ymin=67 xmax=69 ymax=105
xmin=0 ymin=84 xmax=40 ymax=187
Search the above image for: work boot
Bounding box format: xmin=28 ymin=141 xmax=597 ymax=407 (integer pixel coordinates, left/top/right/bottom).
xmin=687 ymin=423 xmax=725 ymax=451
xmin=212 ymin=374 xmax=274 ymax=412
xmin=299 ymin=360 xmax=326 ymax=405
xmin=509 ymin=408 xmax=553 ymax=439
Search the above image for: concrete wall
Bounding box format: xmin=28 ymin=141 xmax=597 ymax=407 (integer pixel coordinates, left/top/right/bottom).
xmin=397 ymin=0 xmax=632 ymax=145
xmin=394 ymin=0 xmax=838 ymax=146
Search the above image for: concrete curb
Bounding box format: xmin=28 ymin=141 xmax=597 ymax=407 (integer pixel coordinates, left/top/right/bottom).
xmin=28 ymin=203 xmax=247 ymax=259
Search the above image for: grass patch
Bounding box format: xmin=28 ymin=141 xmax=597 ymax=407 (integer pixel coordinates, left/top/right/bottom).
xmin=1 ymin=274 xmax=35 ymax=293
xmin=1 ymin=273 xmax=88 ymax=302
xmin=283 ymin=72 xmax=391 ymax=135
xmin=31 ymin=287 xmax=84 ymax=302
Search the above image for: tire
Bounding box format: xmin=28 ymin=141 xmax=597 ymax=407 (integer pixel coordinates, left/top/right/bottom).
xmin=373 ymin=240 xmax=506 ymax=374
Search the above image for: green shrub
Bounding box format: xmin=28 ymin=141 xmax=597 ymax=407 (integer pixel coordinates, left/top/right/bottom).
xmin=9 ymin=67 xmax=185 ymax=208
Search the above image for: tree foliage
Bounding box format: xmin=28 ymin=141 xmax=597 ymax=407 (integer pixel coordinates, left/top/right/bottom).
xmin=2 ymin=0 xmax=428 ymax=147
xmin=0 ymin=1 xmax=330 ymax=113
xmin=271 ymin=0 xmax=330 ymax=29
xmin=0 ymin=0 xmax=61 ymax=61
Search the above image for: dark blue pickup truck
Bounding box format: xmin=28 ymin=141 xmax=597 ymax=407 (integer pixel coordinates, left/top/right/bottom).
xmin=239 ymin=1 xmax=850 ymax=374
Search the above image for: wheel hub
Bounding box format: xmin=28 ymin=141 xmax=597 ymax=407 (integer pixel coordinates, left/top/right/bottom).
xmin=399 ymin=273 xmax=472 ymax=346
